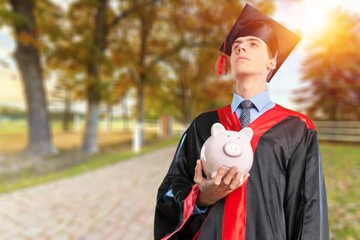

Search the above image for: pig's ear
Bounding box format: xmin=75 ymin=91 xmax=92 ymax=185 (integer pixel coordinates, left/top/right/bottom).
xmin=239 ymin=127 xmax=253 ymax=140
xmin=211 ymin=123 xmax=226 ymax=136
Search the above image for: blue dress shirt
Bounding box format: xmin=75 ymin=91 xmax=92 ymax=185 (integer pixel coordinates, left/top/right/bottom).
xmin=231 ymin=91 xmax=275 ymax=124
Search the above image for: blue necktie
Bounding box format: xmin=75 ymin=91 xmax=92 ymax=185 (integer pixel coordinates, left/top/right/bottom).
xmin=239 ymin=100 xmax=254 ymax=128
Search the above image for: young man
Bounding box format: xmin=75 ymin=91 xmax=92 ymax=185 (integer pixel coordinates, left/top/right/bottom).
xmin=154 ymin=4 xmax=329 ymax=240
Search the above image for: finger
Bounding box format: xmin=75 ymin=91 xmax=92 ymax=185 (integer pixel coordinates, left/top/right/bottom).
xmin=194 ymin=160 xmax=204 ymax=183
xmin=227 ymin=172 xmax=242 ymax=188
xmin=239 ymin=173 xmax=250 ymax=185
xmin=239 ymin=174 xmax=244 ymax=184
xmin=213 ymin=166 xmax=227 ymax=185
xmin=229 ymin=171 xmax=242 ymax=190
xmin=222 ymin=166 xmax=238 ymax=185
xmin=242 ymin=173 xmax=250 ymax=183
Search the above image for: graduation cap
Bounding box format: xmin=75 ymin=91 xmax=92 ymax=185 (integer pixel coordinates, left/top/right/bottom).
xmin=216 ymin=3 xmax=301 ymax=82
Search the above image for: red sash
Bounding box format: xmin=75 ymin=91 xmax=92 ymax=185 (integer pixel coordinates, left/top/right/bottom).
xmin=217 ymin=104 xmax=315 ymax=239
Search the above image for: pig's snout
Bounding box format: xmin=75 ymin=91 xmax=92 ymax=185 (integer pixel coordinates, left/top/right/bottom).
xmin=223 ymin=142 xmax=242 ymax=157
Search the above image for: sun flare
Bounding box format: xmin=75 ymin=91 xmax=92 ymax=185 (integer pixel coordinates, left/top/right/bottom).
xmin=276 ymin=0 xmax=357 ymax=40
xmin=300 ymin=1 xmax=328 ymax=37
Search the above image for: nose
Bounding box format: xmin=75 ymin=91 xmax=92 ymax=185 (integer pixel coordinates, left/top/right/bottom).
xmin=223 ymin=142 xmax=242 ymax=157
xmin=235 ymin=43 xmax=246 ymax=54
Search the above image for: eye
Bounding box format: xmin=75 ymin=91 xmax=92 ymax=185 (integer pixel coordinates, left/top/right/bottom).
xmin=250 ymin=42 xmax=258 ymax=47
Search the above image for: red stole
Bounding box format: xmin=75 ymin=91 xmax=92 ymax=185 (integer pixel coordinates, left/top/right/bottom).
xmin=217 ymin=104 xmax=315 ymax=240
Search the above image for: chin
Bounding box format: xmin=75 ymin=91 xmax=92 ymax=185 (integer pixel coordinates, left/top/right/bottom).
xmin=231 ymin=69 xmax=251 ymax=79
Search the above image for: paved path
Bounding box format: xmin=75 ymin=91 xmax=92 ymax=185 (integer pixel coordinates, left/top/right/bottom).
xmin=0 ymin=146 xmax=176 ymax=240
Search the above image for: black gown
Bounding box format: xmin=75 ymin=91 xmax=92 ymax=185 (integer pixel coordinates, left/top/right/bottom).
xmin=154 ymin=104 xmax=329 ymax=240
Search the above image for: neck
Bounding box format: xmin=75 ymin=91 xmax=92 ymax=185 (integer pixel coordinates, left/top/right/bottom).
xmin=235 ymin=75 xmax=266 ymax=99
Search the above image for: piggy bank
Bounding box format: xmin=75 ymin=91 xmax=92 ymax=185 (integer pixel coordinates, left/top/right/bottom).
xmin=200 ymin=123 xmax=254 ymax=178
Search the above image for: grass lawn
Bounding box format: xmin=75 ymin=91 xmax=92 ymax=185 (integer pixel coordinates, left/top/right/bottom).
xmin=320 ymin=142 xmax=360 ymax=239
xmin=0 ymin=120 xmax=135 ymax=153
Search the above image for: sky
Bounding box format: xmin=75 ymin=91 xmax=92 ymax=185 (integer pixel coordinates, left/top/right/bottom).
xmin=1 ymin=0 xmax=360 ymax=110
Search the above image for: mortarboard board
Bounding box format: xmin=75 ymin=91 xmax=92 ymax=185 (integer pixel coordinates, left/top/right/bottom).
xmin=216 ymin=3 xmax=301 ymax=82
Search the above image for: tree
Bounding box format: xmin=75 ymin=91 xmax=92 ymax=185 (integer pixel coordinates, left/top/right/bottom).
xmin=50 ymin=71 xmax=80 ymax=132
xmin=293 ymin=9 xmax=360 ymax=120
xmin=42 ymin=3 xmax=84 ymax=133
xmin=116 ymin=0 xmax=181 ymax=146
xmin=79 ymin=0 xmax=109 ymax=154
xmin=7 ymin=0 xmax=55 ymax=156
xmin=102 ymin=70 xmax=133 ymax=131
xmin=60 ymin=0 xmax=160 ymax=154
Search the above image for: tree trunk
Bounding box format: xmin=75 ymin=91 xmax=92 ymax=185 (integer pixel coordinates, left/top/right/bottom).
xmin=135 ymin=85 xmax=145 ymax=147
xmin=82 ymin=100 xmax=99 ymax=154
xmin=10 ymin=0 xmax=55 ymax=156
xmin=134 ymin=2 xmax=154 ymax=149
xmin=106 ymin=103 xmax=113 ymax=132
xmin=63 ymin=87 xmax=72 ymax=132
xmin=121 ymin=97 xmax=129 ymax=131
xmin=81 ymin=0 xmax=108 ymax=154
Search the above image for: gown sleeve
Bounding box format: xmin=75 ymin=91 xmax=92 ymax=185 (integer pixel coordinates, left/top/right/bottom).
xmin=154 ymin=113 xmax=215 ymax=239
xmin=285 ymin=129 xmax=329 ymax=240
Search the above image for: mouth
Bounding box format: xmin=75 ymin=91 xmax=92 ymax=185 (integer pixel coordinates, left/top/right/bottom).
xmin=236 ymin=56 xmax=250 ymax=62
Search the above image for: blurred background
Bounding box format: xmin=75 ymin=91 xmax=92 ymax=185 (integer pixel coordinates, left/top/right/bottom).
xmin=0 ymin=0 xmax=359 ymax=239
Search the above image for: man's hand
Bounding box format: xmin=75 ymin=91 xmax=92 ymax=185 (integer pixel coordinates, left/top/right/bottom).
xmin=194 ymin=159 xmax=249 ymax=207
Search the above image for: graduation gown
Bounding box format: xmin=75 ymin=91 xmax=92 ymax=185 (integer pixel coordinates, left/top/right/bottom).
xmin=154 ymin=104 xmax=329 ymax=240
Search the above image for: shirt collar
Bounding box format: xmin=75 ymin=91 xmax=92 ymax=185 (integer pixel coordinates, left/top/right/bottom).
xmin=231 ymin=91 xmax=272 ymax=113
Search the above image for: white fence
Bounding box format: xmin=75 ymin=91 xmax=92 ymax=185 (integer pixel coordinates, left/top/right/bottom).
xmin=314 ymin=121 xmax=360 ymax=143
xmin=155 ymin=120 xmax=360 ymax=143
xmin=141 ymin=120 xmax=360 ymax=143
xmin=96 ymin=118 xmax=360 ymax=143
xmin=138 ymin=120 xmax=360 ymax=143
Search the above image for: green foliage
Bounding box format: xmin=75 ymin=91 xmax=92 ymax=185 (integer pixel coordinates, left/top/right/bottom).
xmin=0 ymin=105 xmax=26 ymax=117
xmin=0 ymin=8 xmax=22 ymax=26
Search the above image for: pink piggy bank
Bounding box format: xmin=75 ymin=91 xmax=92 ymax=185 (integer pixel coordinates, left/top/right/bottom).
xmin=200 ymin=123 xmax=254 ymax=178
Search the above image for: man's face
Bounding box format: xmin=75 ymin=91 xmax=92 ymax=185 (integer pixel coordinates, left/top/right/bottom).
xmin=230 ymin=36 xmax=276 ymax=80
